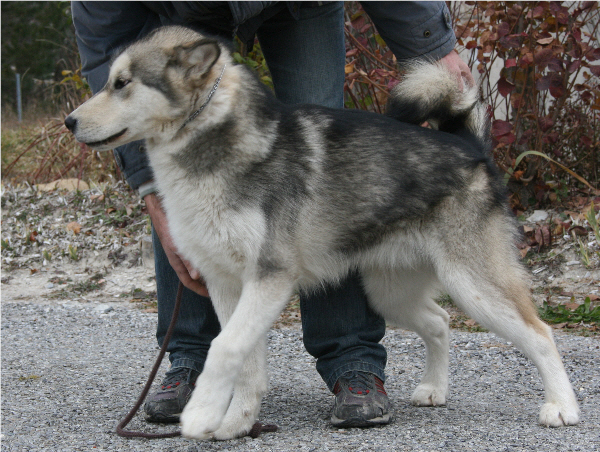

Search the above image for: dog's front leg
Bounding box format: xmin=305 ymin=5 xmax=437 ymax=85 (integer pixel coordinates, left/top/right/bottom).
xmin=180 ymin=275 xmax=294 ymax=440
xmin=213 ymin=335 xmax=268 ymax=439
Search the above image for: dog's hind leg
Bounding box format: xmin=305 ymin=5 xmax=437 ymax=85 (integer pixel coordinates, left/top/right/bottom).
xmin=433 ymin=238 xmax=580 ymax=427
xmin=363 ymin=267 xmax=450 ymax=406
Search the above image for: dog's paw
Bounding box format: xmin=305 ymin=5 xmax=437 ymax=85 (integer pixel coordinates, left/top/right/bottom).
xmin=213 ymin=386 xmax=263 ymax=439
xmin=411 ymin=384 xmax=447 ymax=407
xmin=180 ymin=404 xmax=221 ymax=440
xmin=213 ymin=414 xmax=256 ymax=440
xmin=539 ymin=401 xmax=580 ymax=427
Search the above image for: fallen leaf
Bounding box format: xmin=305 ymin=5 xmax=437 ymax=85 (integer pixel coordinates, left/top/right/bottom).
xmin=569 ymin=225 xmax=587 ymax=236
xmin=565 ymin=211 xmax=585 ymax=222
xmin=534 ymin=225 xmax=551 ymax=249
xmin=552 ymin=224 xmax=563 ymax=236
xmin=67 ymin=222 xmax=82 ymax=234
xmin=551 ymin=322 xmax=568 ymax=329
xmin=564 ymin=302 xmax=580 ymax=311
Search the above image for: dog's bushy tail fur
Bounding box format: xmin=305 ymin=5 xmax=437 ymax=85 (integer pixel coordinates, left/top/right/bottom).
xmin=386 ymin=60 xmax=490 ymax=149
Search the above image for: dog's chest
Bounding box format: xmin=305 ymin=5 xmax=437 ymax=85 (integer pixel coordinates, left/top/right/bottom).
xmin=161 ymin=178 xmax=267 ymax=275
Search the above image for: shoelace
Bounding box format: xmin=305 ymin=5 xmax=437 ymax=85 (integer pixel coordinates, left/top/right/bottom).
xmin=160 ymin=368 xmax=193 ymax=390
xmin=345 ymin=371 xmax=373 ymax=395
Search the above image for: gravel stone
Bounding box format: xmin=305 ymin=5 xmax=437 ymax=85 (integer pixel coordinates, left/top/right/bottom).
xmin=2 ymin=301 xmax=599 ymax=451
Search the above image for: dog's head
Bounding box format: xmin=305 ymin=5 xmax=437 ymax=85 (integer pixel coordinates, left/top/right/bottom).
xmin=65 ymin=26 xmax=228 ymax=151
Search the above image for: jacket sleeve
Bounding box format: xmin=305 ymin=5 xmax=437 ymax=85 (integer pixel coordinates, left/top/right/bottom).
xmin=360 ymin=1 xmax=456 ymax=62
xmin=71 ymin=1 xmax=162 ymax=190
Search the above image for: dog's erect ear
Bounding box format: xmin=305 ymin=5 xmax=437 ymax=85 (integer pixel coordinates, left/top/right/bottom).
xmin=174 ymin=40 xmax=221 ymax=79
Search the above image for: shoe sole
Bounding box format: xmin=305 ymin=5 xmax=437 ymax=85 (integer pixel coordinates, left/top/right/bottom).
xmin=145 ymin=412 xmax=181 ymax=424
xmin=330 ymin=412 xmax=391 ymax=428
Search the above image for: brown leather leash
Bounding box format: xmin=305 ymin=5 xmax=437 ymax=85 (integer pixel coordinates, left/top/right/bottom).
xmin=116 ymin=281 xmax=278 ymax=439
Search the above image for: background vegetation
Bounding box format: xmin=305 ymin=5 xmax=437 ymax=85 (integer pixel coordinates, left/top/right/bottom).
xmin=2 ymin=1 xmax=599 ymax=205
xmin=1 ymin=1 xmax=79 ymax=118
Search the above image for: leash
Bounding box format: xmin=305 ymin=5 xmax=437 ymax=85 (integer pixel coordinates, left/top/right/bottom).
xmin=116 ymin=281 xmax=277 ymax=439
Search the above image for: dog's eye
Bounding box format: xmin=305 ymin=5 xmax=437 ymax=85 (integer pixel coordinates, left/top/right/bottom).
xmin=114 ymin=78 xmax=130 ymax=90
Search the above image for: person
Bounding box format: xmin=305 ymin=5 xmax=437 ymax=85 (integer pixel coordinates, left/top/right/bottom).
xmin=71 ymin=1 xmax=474 ymax=429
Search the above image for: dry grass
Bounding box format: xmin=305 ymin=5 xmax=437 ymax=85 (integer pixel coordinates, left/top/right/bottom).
xmin=1 ymin=117 xmax=120 ymax=186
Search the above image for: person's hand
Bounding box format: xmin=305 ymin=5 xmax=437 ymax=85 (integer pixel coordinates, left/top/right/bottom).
xmin=438 ymin=50 xmax=475 ymax=92
xmin=144 ymin=192 xmax=210 ymax=298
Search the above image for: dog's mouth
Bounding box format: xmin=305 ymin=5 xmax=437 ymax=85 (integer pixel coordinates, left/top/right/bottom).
xmin=85 ymin=128 xmax=128 ymax=148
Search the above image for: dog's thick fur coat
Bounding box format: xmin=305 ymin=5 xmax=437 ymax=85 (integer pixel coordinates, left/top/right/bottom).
xmin=66 ymin=26 xmax=579 ymax=439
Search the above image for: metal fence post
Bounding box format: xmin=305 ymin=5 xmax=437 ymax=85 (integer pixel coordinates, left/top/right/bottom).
xmin=16 ymin=73 xmax=23 ymax=123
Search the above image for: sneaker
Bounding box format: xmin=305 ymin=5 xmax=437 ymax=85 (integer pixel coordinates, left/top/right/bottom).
xmin=330 ymin=371 xmax=391 ymax=428
xmin=144 ymin=367 xmax=200 ymax=423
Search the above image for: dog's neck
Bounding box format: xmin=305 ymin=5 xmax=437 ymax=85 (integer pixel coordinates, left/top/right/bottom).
xmin=179 ymin=64 xmax=227 ymax=132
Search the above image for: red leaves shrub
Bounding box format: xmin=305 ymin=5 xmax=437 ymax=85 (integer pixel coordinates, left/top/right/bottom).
xmin=343 ymin=3 xmax=400 ymax=114
xmin=451 ymin=1 xmax=599 ymax=207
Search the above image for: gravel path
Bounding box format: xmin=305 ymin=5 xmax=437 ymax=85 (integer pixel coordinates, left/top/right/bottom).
xmin=2 ymin=299 xmax=599 ymax=452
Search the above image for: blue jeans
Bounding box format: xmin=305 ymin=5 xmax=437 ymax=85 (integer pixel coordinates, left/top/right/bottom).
xmin=153 ymin=2 xmax=387 ymax=390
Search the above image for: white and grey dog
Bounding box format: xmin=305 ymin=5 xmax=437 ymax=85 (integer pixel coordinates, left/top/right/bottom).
xmin=65 ymin=26 xmax=579 ymax=439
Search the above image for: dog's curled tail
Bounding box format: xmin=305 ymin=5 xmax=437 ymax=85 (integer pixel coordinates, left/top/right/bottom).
xmin=386 ymin=60 xmax=490 ymax=148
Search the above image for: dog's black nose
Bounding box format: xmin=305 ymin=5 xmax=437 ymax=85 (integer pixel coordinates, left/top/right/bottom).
xmin=64 ymin=116 xmax=77 ymax=132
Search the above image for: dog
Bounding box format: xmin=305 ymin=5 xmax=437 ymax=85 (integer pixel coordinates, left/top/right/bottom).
xmin=65 ymin=26 xmax=580 ymax=439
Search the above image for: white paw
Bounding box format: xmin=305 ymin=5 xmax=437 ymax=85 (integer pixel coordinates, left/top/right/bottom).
xmin=180 ymin=369 xmax=236 ymax=439
xmin=213 ymin=412 xmax=256 ymax=440
xmin=539 ymin=401 xmax=580 ymax=427
xmin=213 ymin=385 xmax=263 ymax=439
xmin=411 ymin=384 xmax=447 ymax=406
xmin=180 ymin=404 xmax=220 ymax=440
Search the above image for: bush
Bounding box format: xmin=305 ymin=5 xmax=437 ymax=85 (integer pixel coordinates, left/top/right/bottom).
xmin=452 ymin=1 xmax=599 ymax=208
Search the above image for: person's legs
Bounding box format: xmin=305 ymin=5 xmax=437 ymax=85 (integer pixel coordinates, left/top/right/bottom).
xmin=257 ymin=3 xmax=389 ymax=424
xmin=300 ymin=272 xmax=387 ymax=389
xmin=257 ymin=2 xmax=346 ymax=109
xmin=152 ymin=227 xmax=221 ymax=372
xmin=144 ymin=226 xmax=221 ymax=422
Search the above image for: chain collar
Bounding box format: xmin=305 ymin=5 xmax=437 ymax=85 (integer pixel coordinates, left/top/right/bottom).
xmin=179 ymin=64 xmax=226 ymax=132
